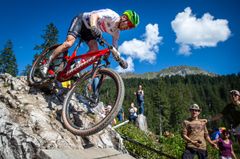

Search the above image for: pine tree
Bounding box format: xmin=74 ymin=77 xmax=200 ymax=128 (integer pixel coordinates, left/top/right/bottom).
xmin=34 ymin=23 xmax=59 ymax=52
xmin=22 ymin=23 xmax=59 ymax=76
xmin=0 ymin=40 xmax=18 ymax=76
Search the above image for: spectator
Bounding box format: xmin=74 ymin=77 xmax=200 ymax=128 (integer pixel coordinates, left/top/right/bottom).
xmin=163 ymin=131 xmax=174 ymax=138
xmin=210 ymin=90 xmax=240 ymax=146
xmin=182 ymin=104 xmax=218 ymax=159
xmin=210 ymin=127 xmax=226 ymax=141
xmin=117 ymin=107 xmax=125 ymax=122
xmin=210 ymin=128 xmax=221 ymax=141
xmin=104 ymin=104 xmax=117 ymax=125
xmin=128 ymin=102 xmax=137 ymax=123
xmin=134 ymin=84 xmax=144 ymax=115
xmin=217 ymin=130 xmax=237 ymax=159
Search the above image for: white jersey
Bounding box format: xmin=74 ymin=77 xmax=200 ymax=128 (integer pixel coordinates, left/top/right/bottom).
xmin=82 ymin=9 xmax=120 ymax=48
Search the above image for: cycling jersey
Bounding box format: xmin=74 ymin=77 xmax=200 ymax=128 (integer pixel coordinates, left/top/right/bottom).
xmin=82 ymin=9 xmax=120 ymax=48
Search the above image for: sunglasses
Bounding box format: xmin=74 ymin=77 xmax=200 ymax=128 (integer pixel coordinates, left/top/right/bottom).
xmin=190 ymin=109 xmax=200 ymax=112
xmin=121 ymin=19 xmax=135 ymax=29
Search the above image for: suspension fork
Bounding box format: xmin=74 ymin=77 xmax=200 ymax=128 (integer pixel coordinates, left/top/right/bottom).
xmin=89 ymin=57 xmax=107 ymax=97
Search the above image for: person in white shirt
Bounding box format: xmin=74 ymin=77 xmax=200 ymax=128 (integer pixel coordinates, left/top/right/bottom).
xmin=129 ymin=102 xmax=138 ymax=123
xmin=41 ymin=9 xmax=140 ymax=76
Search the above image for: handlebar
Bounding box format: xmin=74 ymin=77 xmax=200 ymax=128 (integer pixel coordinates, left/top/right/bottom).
xmin=98 ymin=38 xmax=128 ymax=69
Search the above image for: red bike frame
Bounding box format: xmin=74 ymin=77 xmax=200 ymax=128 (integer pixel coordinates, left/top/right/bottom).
xmin=57 ymin=46 xmax=110 ymax=82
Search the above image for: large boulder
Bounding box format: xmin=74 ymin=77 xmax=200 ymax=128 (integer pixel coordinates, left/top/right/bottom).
xmin=136 ymin=114 xmax=148 ymax=132
xmin=0 ymin=73 xmax=128 ymax=159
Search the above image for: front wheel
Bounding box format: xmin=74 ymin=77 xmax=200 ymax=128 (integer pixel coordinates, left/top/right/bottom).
xmin=62 ymin=68 xmax=125 ymax=136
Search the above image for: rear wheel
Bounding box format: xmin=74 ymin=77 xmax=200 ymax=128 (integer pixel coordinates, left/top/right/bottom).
xmin=27 ymin=44 xmax=65 ymax=86
xmin=62 ymin=68 xmax=125 ymax=136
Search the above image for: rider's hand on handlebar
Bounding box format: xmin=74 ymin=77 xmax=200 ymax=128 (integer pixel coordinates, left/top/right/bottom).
xmin=91 ymin=26 xmax=102 ymax=38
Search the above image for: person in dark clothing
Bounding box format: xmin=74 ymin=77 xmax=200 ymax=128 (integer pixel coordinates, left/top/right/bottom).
xmin=134 ymin=84 xmax=144 ymax=115
xmin=117 ymin=107 xmax=124 ymax=122
xmin=210 ymin=90 xmax=240 ymax=146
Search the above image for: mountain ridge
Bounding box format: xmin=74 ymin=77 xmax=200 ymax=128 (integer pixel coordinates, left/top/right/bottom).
xmin=120 ymin=65 xmax=217 ymax=79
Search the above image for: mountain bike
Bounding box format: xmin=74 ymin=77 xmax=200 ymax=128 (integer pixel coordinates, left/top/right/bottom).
xmin=27 ymin=37 xmax=127 ymax=136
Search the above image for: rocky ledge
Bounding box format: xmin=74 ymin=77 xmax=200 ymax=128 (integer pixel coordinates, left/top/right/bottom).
xmin=0 ymin=73 xmax=127 ymax=159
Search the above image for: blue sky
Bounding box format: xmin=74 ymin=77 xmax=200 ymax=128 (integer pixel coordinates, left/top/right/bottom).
xmin=0 ymin=0 xmax=239 ymax=75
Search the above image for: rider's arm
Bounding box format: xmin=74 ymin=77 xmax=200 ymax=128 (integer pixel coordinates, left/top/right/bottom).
xmin=90 ymin=13 xmax=99 ymax=27
xmin=112 ymin=31 xmax=119 ymax=49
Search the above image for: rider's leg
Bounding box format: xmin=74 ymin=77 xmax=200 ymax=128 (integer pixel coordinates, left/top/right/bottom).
xmin=41 ymin=13 xmax=84 ymax=76
xmin=87 ymin=39 xmax=98 ymax=52
xmin=41 ymin=35 xmax=76 ymax=76
xmin=51 ymin=35 xmax=76 ymax=60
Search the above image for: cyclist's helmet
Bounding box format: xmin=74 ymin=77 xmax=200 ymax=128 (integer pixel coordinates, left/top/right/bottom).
xmin=123 ymin=10 xmax=140 ymax=27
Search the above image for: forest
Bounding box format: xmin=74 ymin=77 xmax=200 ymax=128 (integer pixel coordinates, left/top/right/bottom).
xmin=121 ymin=74 xmax=240 ymax=134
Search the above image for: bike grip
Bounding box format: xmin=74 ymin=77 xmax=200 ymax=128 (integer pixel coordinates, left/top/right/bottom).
xmin=119 ymin=58 xmax=128 ymax=69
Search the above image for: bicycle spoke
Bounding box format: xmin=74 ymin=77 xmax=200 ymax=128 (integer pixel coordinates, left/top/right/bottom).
xmin=28 ymin=44 xmax=64 ymax=86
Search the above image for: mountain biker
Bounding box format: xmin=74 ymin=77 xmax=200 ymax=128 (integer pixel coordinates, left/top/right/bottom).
xmin=41 ymin=8 xmax=140 ymax=76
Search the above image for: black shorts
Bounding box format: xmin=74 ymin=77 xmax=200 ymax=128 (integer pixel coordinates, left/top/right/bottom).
xmin=182 ymin=147 xmax=208 ymax=159
xmin=67 ymin=14 xmax=95 ymax=42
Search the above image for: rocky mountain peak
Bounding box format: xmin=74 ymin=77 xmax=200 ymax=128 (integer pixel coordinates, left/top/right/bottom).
xmin=158 ymin=65 xmax=217 ymax=77
xmin=120 ymin=65 xmax=217 ymax=79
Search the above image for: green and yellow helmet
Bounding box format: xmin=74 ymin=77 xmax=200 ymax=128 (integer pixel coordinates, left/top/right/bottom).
xmin=123 ymin=10 xmax=140 ymax=27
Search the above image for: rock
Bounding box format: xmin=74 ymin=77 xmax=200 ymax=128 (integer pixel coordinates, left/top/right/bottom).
xmin=136 ymin=114 xmax=148 ymax=132
xmin=0 ymin=73 xmax=129 ymax=159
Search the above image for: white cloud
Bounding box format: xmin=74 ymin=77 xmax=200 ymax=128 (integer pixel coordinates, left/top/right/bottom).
xmin=171 ymin=7 xmax=231 ymax=55
xmin=118 ymin=24 xmax=163 ymax=63
xmin=116 ymin=57 xmax=134 ymax=73
xmin=179 ymin=44 xmax=191 ymax=55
